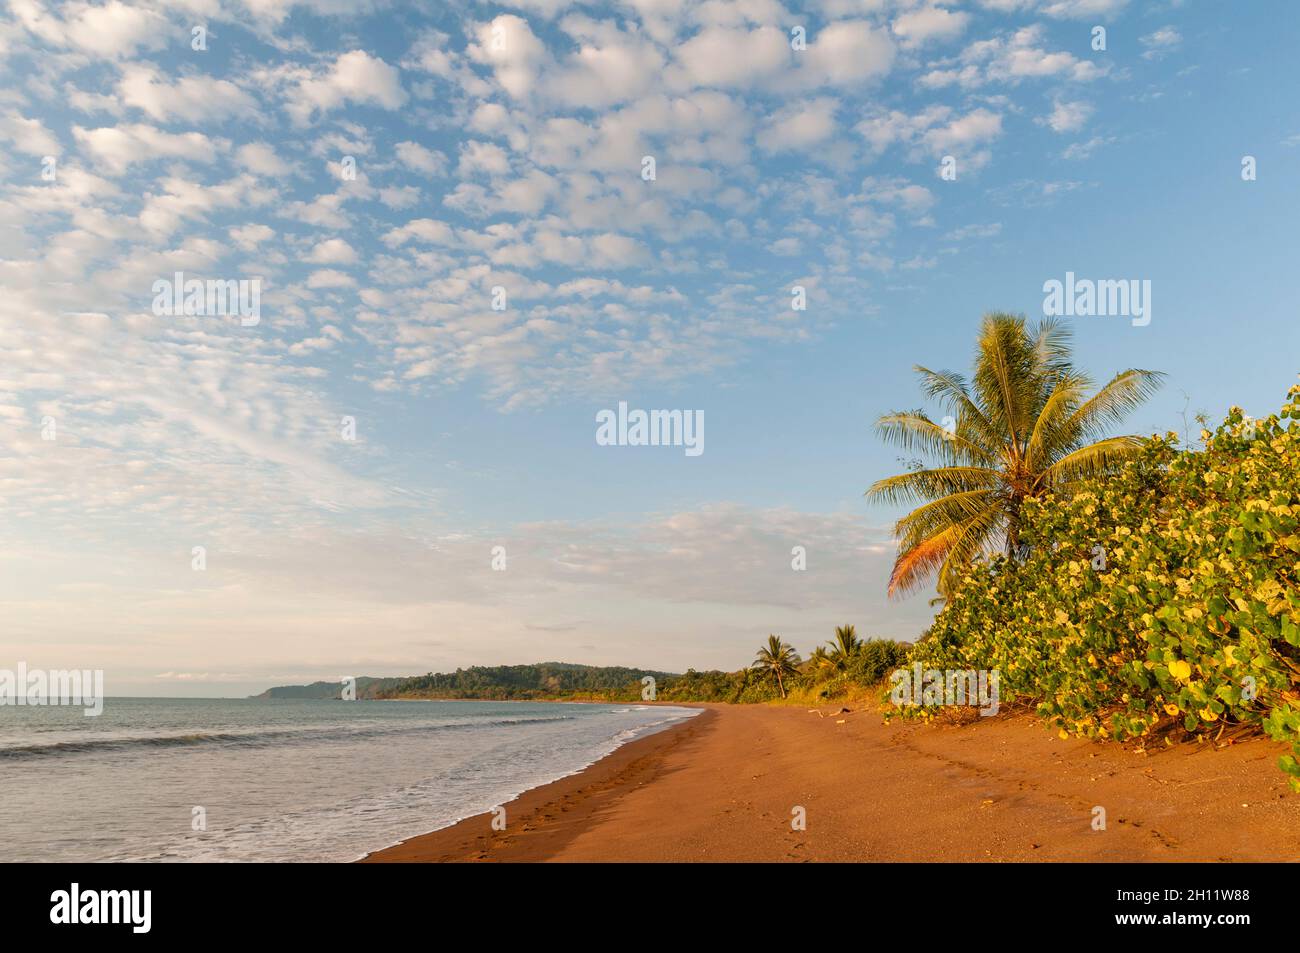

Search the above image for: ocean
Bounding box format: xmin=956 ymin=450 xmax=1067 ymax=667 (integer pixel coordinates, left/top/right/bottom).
xmin=0 ymin=697 xmax=700 ymax=862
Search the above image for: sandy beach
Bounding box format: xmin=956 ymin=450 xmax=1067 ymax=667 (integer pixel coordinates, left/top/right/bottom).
xmin=361 ymin=703 xmax=1300 ymax=862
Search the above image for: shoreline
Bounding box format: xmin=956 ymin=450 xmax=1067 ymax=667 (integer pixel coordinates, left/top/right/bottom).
xmin=361 ymin=702 xmax=1300 ymax=863
xmin=359 ymin=706 xmax=714 ymax=862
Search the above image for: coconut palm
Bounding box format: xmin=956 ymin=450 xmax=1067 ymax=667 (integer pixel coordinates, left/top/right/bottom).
xmin=807 ymin=646 xmax=834 ymax=671
xmin=753 ymin=635 xmax=801 ymax=698
xmin=867 ymin=312 xmax=1163 ymax=597
xmin=826 ymin=624 xmax=863 ymax=670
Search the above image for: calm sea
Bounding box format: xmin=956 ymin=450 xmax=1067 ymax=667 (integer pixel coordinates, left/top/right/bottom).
xmin=0 ymin=697 xmax=699 ymax=862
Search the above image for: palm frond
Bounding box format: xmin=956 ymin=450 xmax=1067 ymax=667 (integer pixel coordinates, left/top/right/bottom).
xmin=934 ymin=503 xmax=1007 ymax=596
xmin=876 ymin=411 xmax=996 ymax=466
xmin=1059 ymin=369 xmax=1165 ymax=446
xmin=1040 ymin=435 xmax=1148 ymax=487
xmin=1023 ymin=372 xmax=1090 ymax=471
xmin=866 ymin=467 xmax=1001 ymax=508
xmin=893 ymin=490 xmax=1001 ymax=548
xmin=888 ymin=522 xmax=968 ymax=597
xmin=914 ymin=366 xmax=1002 ymax=455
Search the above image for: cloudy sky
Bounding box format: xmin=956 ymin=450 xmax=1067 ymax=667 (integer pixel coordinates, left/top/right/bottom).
xmin=1 ymin=0 xmax=1298 ymax=696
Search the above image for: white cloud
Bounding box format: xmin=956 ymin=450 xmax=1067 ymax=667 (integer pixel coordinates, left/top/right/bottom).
xmin=137 ymin=174 xmax=273 ymax=235
xmin=306 ymin=238 xmax=357 ymax=265
xmin=1044 ymin=99 xmax=1093 ymax=133
xmin=1062 ymin=135 xmax=1112 ymax=160
xmin=230 ymin=224 xmax=275 ymax=250
xmin=800 ymin=20 xmax=895 ymax=86
xmin=12 ymin=0 xmax=169 ymax=59
xmin=379 ymin=185 xmax=422 ymax=208
xmin=236 ymin=142 xmax=294 ymax=177
xmin=496 ymin=169 xmax=558 ymax=214
xmin=922 ymin=108 xmax=1002 ymax=154
xmin=670 ymin=25 xmax=790 ymax=89
xmin=1040 ymin=0 xmax=1129 ymax=17
xmin=945 ymin=221 xmax=1003 ymax=241
xmin=867 ymin=178 xmax=936 ymax=213
xmin=238 ymin=0 xmax=388 ymax=25
xmin=0 ymin=111 xmax=61 ymax=156
xmin=757 ymin=98 xmax=839 ymax=152
xmin=892 ymin=6 xmax=970 ymax=48
xmin=859 ymin=105 xmax=1002 ymax=170
xmin=1140 ymin=26 xmax=1182 ymax=60
xmin=486 ymin=0 xmax=573 ymax=18
xmin=395 ymin=141 xmax=447 ymax=176
xmin=306 ymin=268 xmax=356 ymax=288
xmin=545 ymin=23 xmax=665 ymax=107
xmin=933 ymin=25 xmax=1106 ymax=88
xmin=73 ymin=124 xmax=222 ymax=176
xmin=458 ymin=140 xmax=513 ymax=178
xmin=588 ymin=232 xmax=651 ymax=267
xmin=466 ymin=15 xmax=549 ymax=100
xmin=286 ymin=50 xmax=407 ymax=124
xmin=119 ymin=65 xmax=259 ymax=122
xmin=283 ymin=191 xmax=350 ymax=229
xmin=382 ymin=218 xmax=457 ymax=247
xmin=976 ymin=0 xmax=1129 ymax=17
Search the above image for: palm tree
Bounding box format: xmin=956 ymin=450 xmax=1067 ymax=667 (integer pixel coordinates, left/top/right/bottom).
xmin=753 ymin=635 xmax=801 ymax=698
xmin=867 ymin=312 xmax=1163 ymax=597
xmin=807 ymin=646 xmax=833 ymax=671
xmin=826 ymin=624 xmax=862 ymax=670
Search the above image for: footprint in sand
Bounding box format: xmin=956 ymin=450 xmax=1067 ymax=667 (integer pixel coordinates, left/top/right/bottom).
xmin=1150 ymin=829 xmax=1180 ymax=849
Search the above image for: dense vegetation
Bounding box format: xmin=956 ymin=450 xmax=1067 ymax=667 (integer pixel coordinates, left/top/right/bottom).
xmin=905 ymin=384 xmax=1300 ymax=787
xmin=655 ymin=634 xmax=911 ymax=704
xmin=374 ymin=646 xmax=916 ymax=704
xmin=255 ymin=676 xmax=405 ymax=699
xmin=375 ymin=662 xmax=677 ymax=701
xmin=256 ymin=640 xmax=914 ymax=705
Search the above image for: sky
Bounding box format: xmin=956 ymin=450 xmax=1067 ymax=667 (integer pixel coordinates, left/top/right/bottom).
xmin=1 ymin=0 xmax=1298 ymax=697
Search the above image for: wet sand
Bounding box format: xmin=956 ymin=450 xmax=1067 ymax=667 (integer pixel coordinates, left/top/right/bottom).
xmin=361 ymin=703 xmax=1300 ymax=862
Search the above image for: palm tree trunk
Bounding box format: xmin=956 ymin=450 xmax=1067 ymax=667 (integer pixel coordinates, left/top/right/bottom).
xmin=776 ymin=670 xmax=786 ymax=698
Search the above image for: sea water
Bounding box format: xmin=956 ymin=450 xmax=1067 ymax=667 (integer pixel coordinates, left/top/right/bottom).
xmin=0 ymin=697 xmax=698 ymax=862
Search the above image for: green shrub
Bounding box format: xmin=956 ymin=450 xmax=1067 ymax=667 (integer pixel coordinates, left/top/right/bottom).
xmin=847 ymin=639 xmax=912 ymax=685
xmin=904 ymin=381 xmax=1300 ymax=787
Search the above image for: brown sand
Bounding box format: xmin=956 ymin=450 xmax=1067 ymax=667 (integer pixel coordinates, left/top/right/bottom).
xmin=360 ymin=703 xmax=1300 ymax=862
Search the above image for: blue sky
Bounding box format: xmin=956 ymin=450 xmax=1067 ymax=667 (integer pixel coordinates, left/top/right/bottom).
xmin=1 ymin=0 xmax=1298 ymax=696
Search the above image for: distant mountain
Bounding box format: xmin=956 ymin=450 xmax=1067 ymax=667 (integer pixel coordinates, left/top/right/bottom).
xmin=250 ymin=660 xmax=754 ymax=707
xmin=379 ymin=662 xmax=680 ymax=701
xmin=252 ymin=676 xmax=405 ymax=700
